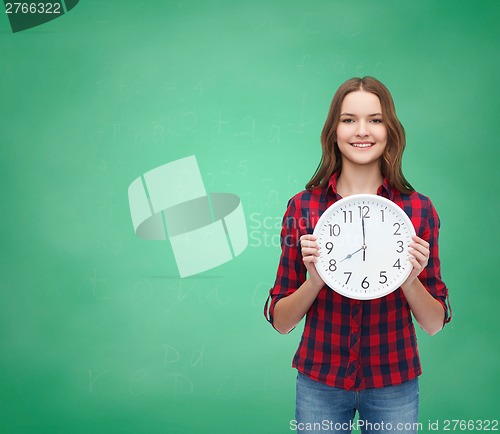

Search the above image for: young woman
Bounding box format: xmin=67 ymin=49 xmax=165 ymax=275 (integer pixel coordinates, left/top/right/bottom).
xmin=264 ymin=77 xmax=451 ymax=434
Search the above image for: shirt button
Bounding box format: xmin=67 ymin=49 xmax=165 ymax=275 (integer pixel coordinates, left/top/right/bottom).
xmin=352 ymin=355 xmax=358 ymax=361
xmin=355 ymin=300 xmax=361 ymax=305
xmin=353 ymin=327 xmax=359 ymax=333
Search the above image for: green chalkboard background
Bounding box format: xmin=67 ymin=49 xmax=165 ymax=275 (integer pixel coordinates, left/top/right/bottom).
xmin=1 ymin=1 xmax=498 ymax=433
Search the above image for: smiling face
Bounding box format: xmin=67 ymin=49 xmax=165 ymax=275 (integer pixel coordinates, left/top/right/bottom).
xmin=336 ymin=90 xmax=388 ymax=169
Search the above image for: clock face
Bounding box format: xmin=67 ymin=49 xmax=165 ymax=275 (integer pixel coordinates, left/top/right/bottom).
xmin=313 ymin=194 xmax=416 ymax=300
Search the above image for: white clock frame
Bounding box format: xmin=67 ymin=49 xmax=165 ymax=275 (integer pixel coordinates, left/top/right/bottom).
xmin=313 ymin=194 xmax=416 ymax=300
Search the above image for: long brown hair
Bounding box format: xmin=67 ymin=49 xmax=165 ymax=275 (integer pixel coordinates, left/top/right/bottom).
xmin=305 ymin=76 xmax=414 ymax=193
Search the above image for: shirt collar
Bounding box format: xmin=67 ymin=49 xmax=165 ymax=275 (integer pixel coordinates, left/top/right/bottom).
xmin=326 ymin=172 xmax=395 ymax=200
xmin=327 ymin=171 xmax=341 ymax=199
xmin=378 ymin=177 xmax=394 ymax=200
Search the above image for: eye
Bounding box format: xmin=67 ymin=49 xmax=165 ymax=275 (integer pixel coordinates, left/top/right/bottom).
xmin=341 ymin=118 xmax=354 ymax=123
xmin=370 ymin=118 xmax=383 ymax=124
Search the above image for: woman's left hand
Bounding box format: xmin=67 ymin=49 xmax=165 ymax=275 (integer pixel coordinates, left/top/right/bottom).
xmin=402 ymin=235 xmax=430 ymax=287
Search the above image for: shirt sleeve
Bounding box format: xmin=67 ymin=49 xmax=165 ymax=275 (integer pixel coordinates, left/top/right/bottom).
xmin=419 ymin=199 xmax=452 ymax=326
xmin=264 ymin=196 xmax=308 ymax=330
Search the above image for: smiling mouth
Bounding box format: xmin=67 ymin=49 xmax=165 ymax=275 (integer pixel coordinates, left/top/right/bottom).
xmin=350 ymin=142 xmax=375 ymax=148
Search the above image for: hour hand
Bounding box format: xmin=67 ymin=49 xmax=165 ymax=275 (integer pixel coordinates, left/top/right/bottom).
xmin=340 ymin=246 xmax=364 ymax=262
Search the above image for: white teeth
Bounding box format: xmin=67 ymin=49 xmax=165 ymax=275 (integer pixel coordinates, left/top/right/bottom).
xmin=351 ymin=143 xmax=374 ymax=148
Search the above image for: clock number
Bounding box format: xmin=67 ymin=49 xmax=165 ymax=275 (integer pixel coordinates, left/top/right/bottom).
xmin=380 ymin=209 xmax=385 ymax=222
xmin=328 ymin=259 xmax=337 ymax=272
xmin=393 ymin=258 xmax=401 ymax=269
xmin=325 ymin=241 xmax=334 ymax=254
xmin=393 ymin=223 xmax=401 ymax=235
xmin=342 ymin=210 xmax=353 ymax=223
xmin=361 ymin=276 xmax=370 ymax=289
xmin=379 ymin=271 xmax=387 ymax=284
xmin=344 ymin=272 xmax=352 ymax=284
xmin=329 ymin=224 xmax=341 ymax=236
xmin=396 ymin=240 xmax=404 ymax=253
xmin=358 ymin=205 xmax=370 ymax=218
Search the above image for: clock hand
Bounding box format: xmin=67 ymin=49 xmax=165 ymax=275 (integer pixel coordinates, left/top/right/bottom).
xmin=362 ymin=215 xmax=366 ymax=262
xmin=362 ymin=214 xmax=366 ymax=245
xmin=340 ymin=246 xmax=365 ymax=262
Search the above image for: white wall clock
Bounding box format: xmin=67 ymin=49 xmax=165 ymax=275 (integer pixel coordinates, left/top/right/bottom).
xmin=313 ymin=194 xmax=416 ymax=300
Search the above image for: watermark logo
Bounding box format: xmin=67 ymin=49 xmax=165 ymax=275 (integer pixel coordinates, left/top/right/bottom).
xmin=128 ymin=156 xmax=248 ymax=278
xmin=4 ymin=0 xmax=79 ymax=33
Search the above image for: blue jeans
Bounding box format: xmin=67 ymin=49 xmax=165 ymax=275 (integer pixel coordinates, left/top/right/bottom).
xmin=295 ymin=372 xmax=419 ymax=434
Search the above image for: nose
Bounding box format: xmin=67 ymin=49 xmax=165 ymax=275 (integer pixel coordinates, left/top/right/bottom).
xmin=356 ymin=120 xmax=369 ymax=137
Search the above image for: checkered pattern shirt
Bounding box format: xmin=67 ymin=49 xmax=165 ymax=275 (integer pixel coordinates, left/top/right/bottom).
xmin=265 ymin=173 xmax=452 ymax=391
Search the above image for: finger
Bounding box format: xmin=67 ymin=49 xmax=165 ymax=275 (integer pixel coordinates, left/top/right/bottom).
xmin=409 ymin=247 xmax=427 ymax=262
xmin=303 ymin=255 xmax=318 ymax=264
xmin=409 ymin=242 xmax=429 ymax=257
xmin=408 ymin=251 xmax=428 ymax=270
xmin=300 ymin=239 xmax=319 ymax=249
xmin=408 ymin=256 xmax=424 ymax=273
xmin=302 ymin=247 xmax=320 ymax=257
xmin=411 ymin=235 xmax=429 ymax=249
xmin=300 ymin=234 xmax=317 ymax=243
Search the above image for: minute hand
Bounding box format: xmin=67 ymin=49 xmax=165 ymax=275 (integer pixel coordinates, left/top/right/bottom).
xmin=362 ymin=215 xmax=366 ymax=244
xmin=362 ymin=215 xmax=367 ymax=261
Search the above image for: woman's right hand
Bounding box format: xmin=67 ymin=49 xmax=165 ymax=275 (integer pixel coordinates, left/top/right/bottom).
xmin=272 ymin=234 xmax=326 ymax=334
xmin=300 ymin=234 xmax=325 ymax=290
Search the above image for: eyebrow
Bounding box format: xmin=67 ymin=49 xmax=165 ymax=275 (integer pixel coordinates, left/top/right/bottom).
xmin=340 ymin=113 xmax=383 ymax=117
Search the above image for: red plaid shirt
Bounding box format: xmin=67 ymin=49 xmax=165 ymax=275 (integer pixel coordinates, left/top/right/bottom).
xmin=265 ymin=172 xmax=451 ymax=391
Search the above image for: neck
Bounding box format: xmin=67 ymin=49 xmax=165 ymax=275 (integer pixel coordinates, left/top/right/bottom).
xmin=336 ymin=162 xmax=384 ymax=197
